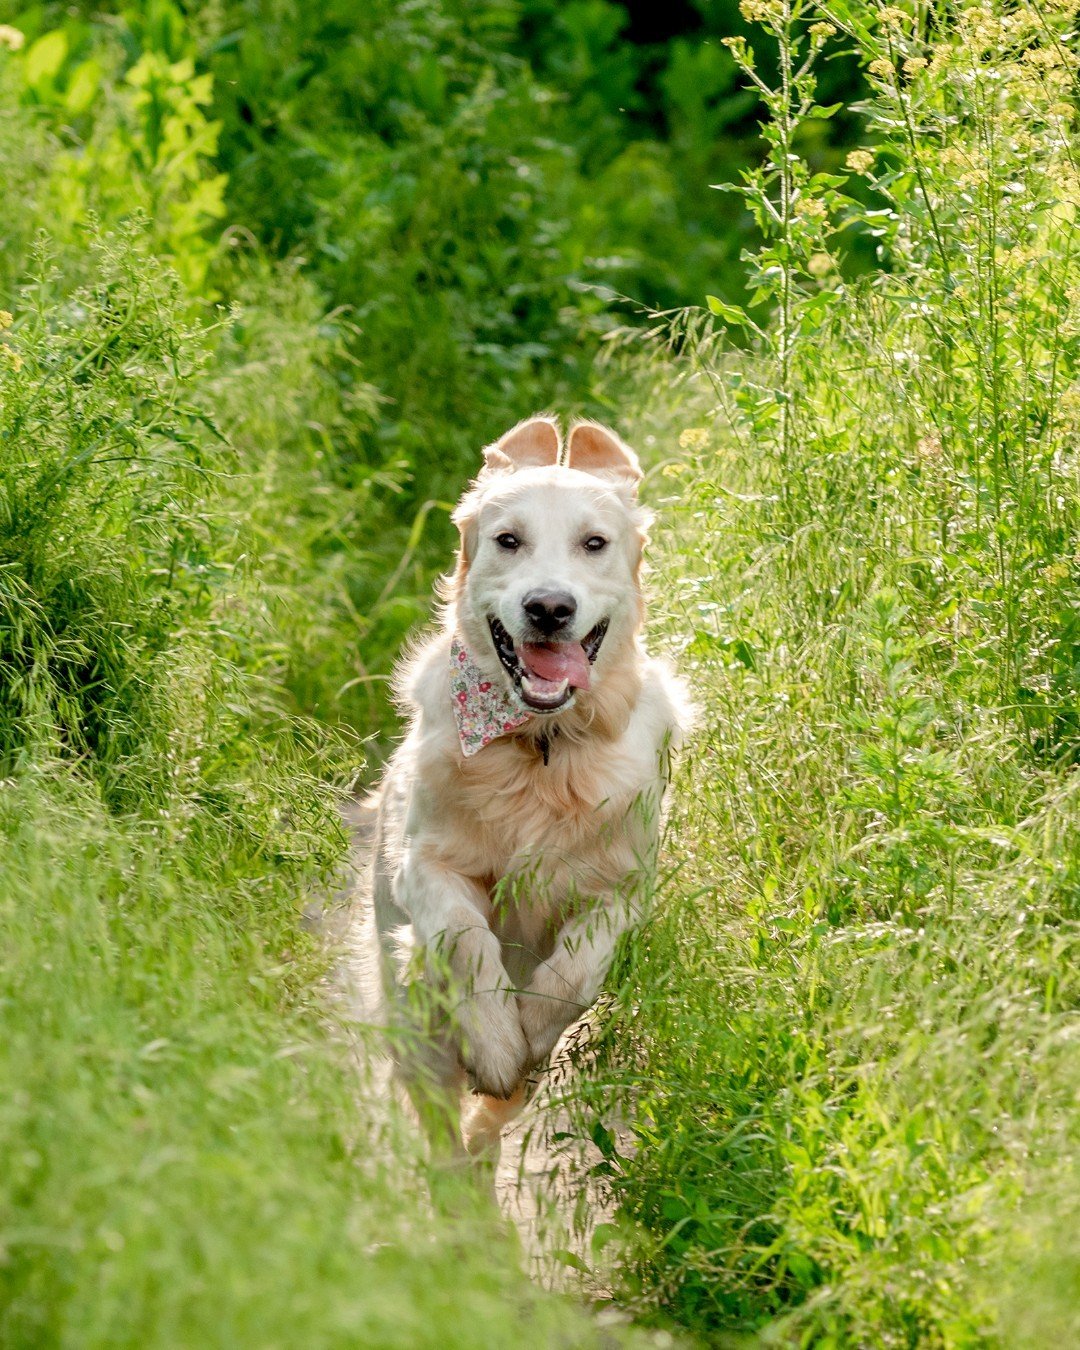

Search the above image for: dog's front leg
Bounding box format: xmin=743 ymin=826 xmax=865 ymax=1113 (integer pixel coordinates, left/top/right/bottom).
xmin=398 ymin=848 xmax=528 ymax=1099
xmin=517 ymin=887 xmax=640 ymax=1066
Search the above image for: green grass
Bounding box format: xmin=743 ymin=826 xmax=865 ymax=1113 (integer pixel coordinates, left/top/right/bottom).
xmin=2 ymin=0 xmax=1080 ymax=1345
xmin=0 ymin=225 xmax=647 ymax=1347
xmin=543 ymin=3 xmax=1080 ymax=1343
xmin=1 ymin=772 xmax=651 ymax=1348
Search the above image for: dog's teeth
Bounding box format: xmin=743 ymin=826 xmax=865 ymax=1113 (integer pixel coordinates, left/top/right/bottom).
xmin=522 ymin=675 xmax=569 ymax=704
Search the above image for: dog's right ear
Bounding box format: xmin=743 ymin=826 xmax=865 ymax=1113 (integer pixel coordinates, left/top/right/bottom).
xmin=481 ymin=416 xmax=561 ymax=476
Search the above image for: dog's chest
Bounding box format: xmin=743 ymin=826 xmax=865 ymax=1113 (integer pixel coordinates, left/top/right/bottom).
xmin=438 ymin=737 xmax=640 ymax=890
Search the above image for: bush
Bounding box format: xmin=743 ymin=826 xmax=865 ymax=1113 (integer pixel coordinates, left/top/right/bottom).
xmin=0 ymin=226 xmax=229 ymax=799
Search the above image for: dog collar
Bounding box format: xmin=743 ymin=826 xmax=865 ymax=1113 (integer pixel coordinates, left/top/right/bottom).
xmin=450 ymin=637 xmax=534 ymax=757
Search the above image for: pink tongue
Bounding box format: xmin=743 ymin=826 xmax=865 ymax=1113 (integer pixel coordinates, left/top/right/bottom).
xmin=518 ymin=642 xmax=591 ymax=690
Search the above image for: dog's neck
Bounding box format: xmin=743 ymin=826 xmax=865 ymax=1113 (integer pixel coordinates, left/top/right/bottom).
xmin=448 ymin=632 xmax=641 ymax=762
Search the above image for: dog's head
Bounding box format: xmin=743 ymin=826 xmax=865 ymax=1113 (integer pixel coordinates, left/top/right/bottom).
xmin=449 ymin=416 xmax=649 ymax=715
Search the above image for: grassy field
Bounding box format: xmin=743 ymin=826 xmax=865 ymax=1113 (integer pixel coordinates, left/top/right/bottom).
xmin=545 ymin=4 xmax=1080 ymax=1343
xmin=0 ymin=228 xmax=648 ymax=1346
xmin=2 ymin=0 xmax=1079 ymax=1345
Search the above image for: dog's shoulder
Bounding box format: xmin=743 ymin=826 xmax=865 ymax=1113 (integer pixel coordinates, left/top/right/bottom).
xmin=635 ymin=653 xmax=694 ymax=752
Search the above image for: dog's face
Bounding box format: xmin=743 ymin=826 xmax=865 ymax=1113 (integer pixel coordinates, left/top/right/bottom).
xmin=453 ymin=418 xmax=648 ymax=713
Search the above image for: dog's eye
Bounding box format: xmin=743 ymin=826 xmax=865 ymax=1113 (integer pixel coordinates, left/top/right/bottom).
xmin=495 ymin=532 xmax=521 ymax=551
xmin=583 ymin=535 xmax=607 ymax=553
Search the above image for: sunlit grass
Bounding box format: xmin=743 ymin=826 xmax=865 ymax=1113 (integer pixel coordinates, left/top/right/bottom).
xmin=2 ymin=0 xmax=1078 ymax=1344
xmin=0 ymin=228 xmax=641 ymax=1347
xmin=549 ymin=1 xmax=1080 ymax=1342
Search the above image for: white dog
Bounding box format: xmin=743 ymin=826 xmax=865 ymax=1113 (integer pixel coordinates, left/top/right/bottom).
xmin=369 ymin=416 xmax=685 ymax=1165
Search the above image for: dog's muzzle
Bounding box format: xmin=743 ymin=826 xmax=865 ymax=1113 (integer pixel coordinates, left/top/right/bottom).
xmin=488 ymin=616 xmax=609 ymax=712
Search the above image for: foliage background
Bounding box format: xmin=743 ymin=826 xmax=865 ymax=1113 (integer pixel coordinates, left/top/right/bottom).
xmin=1 ymin=0 xmax=1079 ymax=1346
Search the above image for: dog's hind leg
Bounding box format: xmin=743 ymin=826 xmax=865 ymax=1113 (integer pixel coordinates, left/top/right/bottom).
xmin=399 ymin=1063 xmax=467 ymax=1162
xmin=459 ymin=1082 xmax=527 ymax=1209
xmin=461 ymin=1081 xmax=527 ymax=1162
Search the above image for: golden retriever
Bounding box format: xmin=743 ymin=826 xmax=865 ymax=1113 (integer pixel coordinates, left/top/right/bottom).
xmin=368 ymin=416 xmax=686 ymax=1166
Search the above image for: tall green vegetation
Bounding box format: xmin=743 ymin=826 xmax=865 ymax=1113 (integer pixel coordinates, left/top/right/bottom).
xmin=3 ymin=0 xmax=1079 ymax=1345
xmin=548 ymin=1 xmax=1080 ymax=1343
xmin=5 ymin=0 xmax=864 ymax=732
xmin=0 ymin=12 xmax=653 ymax=1345
xmin=0 ymin=216 xmax=643 ymax=1346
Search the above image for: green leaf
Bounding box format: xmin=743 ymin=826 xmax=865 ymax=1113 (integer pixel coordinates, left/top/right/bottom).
xmin=65 ymin=59 xmax=102 ymax=115
xmin=661 ymin=1194 xmax=690 ymax=1222
xmin=25 ymin=30 xmax=67 ymax=89
xmin=551 ymin=1248 xmax=590 ymax=1273
xmin=732 ymin=638 xmax=756 ymax=670
xmin=591 ymin=1119 xmax=617 ymax=1160
xmin=590 ymin=1222 xmax=621 ymax=1254
xmin=706 ymin=295 xmax=750 ymax=325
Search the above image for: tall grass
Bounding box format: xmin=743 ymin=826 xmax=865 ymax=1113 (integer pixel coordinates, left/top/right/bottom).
xmin=0 ymin=218 xmax=651 ymax=1345
xmin=549 ymin=1 xmax=1080 ymax=1343
xmin=3 ymin=0 xmax=1079 ymax=1342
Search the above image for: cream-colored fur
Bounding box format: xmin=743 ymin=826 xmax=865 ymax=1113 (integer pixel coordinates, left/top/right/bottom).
xmin=369 ymin=416 xmax=686 ymax=1164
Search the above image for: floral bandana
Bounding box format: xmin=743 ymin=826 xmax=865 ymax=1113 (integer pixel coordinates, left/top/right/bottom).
xmin=450 ymin=636 xmax=534 ymax=757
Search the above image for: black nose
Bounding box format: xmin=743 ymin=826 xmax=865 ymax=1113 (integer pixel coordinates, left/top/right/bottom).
xmin=522 ymin=589 xmax=577 ymax=635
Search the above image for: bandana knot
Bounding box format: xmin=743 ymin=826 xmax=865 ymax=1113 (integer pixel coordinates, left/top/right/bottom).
xmin=450 ymin=637 xmax=533 ymax=756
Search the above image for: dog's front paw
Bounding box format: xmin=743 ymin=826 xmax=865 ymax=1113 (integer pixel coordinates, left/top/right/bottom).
xmin=517 ymin=965 xmax=585 ymax=1067
xmin=457 ymin=988 xmax=528 ymax=1099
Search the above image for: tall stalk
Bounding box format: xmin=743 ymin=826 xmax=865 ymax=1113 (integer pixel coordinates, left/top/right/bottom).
xmin=719 ymin=1 xmax=842 ymax=530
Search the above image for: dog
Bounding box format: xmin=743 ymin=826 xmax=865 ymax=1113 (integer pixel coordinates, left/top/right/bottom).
xmin=368 ymin=415 xmax=686 ymax=1167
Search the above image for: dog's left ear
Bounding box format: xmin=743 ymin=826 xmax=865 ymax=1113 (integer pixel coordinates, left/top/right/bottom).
xmin=481 ymin=416 xmax=561 ymax=475
xmin=566 ymin=421 xmax=642 ymax=494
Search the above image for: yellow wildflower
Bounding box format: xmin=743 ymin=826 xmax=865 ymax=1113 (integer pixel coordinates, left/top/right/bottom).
xmin=740 ymin=0 xmax=779 ymax=23
xmin=961 ymin=7 xmax=1007 ymax=49
xmin=679 ymin=428 xmax=710 ymax=451
xmin=1023 ymin=46 xmax=1067 ymax=70
xmin=796 ymin=197 xmax=828 ymax=221
xmin=808 ymin=253 xmax=833 ymax=278
xmin=879 ymin=6 xmax=908 ymax=26
xmin=1057 ymin=171 xmax=1080 ymax=208
xmin=809 ymin=22 xmax=836 ymax=39
xmin=846 ymin=149 xmax=874 ymax=174
xmin=2 ymin=346 xmax=23 ymax=372
xmin=957 ymin=168 xmax=988 ymax=191
xmin=0 ymin=311 xmax=12 ymax=330
xmin=903 ymin=56 xmax=928 ymax=75
xmin=869 ymin=57 xmax=895 ymax=78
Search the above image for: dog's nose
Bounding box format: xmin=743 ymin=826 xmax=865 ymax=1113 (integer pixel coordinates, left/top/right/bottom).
xmin=522 ymin=589 xmax=577 ymax=635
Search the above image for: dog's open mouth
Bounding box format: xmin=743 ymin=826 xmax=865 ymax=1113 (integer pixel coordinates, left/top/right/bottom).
xmin=489 ymin=616 xmax=609 ymax=712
